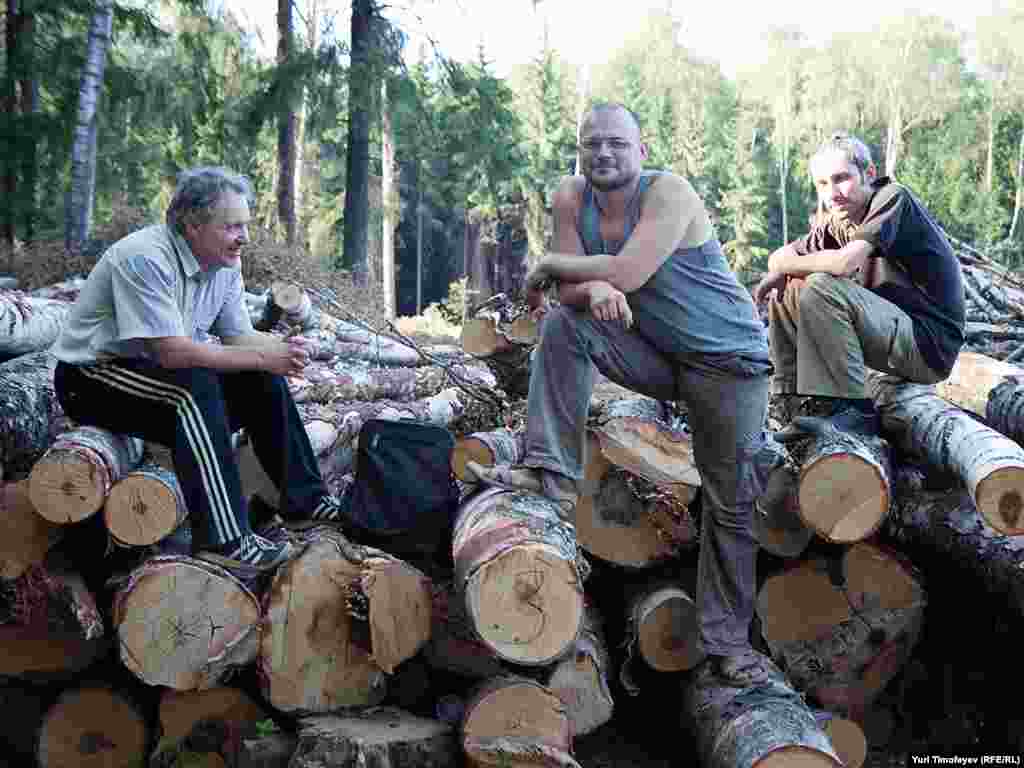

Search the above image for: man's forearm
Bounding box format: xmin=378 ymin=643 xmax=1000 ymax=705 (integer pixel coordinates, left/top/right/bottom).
xmin=768 ymin=244 xmax=853 ymax=278
xmin=557 ymin=280 xmax=601 ymax=308
xmin=541 ymin=253 xmax=622 ymax=289
xmin=150 ymin=335 xmax=278 ymax=372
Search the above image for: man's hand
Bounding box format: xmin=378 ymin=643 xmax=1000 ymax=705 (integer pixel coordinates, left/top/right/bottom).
xmin=587 ymin=282 xmax=632 ymax=328
xmin=525 ymin=263 xmax=553 ymax=317
xmin=754 ymin=270 xmax=789 ymax=304
xmin=262 ymin=338 xmax=311 ymax=377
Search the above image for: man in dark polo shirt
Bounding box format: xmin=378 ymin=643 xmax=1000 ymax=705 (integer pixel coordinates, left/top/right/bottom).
xmin=51 ymin=167 xmax=349 ymax=577
xmin=754 ymin=132 xmax=965 ymax=439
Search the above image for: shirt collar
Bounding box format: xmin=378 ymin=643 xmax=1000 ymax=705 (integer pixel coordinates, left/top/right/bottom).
xmin=169 ymin=226 xmax=202 ymax=279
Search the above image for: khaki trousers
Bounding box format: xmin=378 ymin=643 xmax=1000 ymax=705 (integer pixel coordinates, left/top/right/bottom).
xmin=768 ymin=274 xmax=943 ymax=397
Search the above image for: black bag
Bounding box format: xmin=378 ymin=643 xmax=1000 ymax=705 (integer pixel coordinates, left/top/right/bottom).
xmin=348 ymin=418 xmax=459 ymax=559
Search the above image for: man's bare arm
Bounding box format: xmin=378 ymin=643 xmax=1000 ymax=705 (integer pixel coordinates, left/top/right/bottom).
xmin=149 ymin=335 xmax=308 ymax=377
xmin=768 ymin=240 xmax=874 ymax=279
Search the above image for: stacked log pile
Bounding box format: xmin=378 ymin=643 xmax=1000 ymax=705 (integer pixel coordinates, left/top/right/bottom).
xmin=3 ymin=258 xmax=1024 ymax=766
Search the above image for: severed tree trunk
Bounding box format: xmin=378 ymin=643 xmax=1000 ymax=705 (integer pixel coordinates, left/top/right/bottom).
xmin=292 ymin=708 xmax=457 ymax=768
xmin=756 ymin=542 xmax=927 ymax=721
xmin=291 ymin=361 xmax=417 ymax=405
xmin=0 ymin=480 xmax=63 ymax=579
xmin=414 ymin=361 xmax=497 ymax=401
xmin=682 ymin=657 xmax=842 ymax=768
xmin=335 ymin=339 xmax=423 ymax=367
xmin=36 ymin=683 xmax=152 ymax=768
xmin=451 ymin=428 xmax=525 ymax=483
xmin=935 ymin=351 xmax=1024 ymax=445
xmin=153 ymin=687 xmax=269 ymax=767
xmin=545 ymin=599 xmax=614 ymax=738
xmin=820 ymin=714 xmax=868 ymax=768
xmin=786 ymin=423 xmax=893 ymax=543
xmin=575 ymin=428 xmax=698 ymax=570
xmin=113 ymin=556 xmax=262 ymax=690
xmin=258 ymin=526 xmax=432 ymax=713
xmin=65 ymin=0 xmax=113 ymax=254
xmin=29 ymin=426 xmax=144 ymax=524
xmin=620 ymin=579 xmax=703 ymax=695
xmin=0 ymin=557 xmax=107 ymax=681
xmin=453 ymin=487 xmax=586 ymax=666
xmin=0 ymin=293 xmax=69 ymax=357
xmin=0 ymin=350 xmax=65 ymax=482
xmin=868 ymin=370 xmax=1024 ymax=535
xmin=104 ymin=463 xmax=187 ymax=547
xmin=462 ymin=677 xmax=581 ymax=768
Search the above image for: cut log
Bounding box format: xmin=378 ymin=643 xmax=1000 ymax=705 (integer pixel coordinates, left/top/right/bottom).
xmin=935 ymin=351 xmax=1024 ymax=446
xmin=290 ymin=361 xmax=417 ymax=405
xmin=422 ymin=580 xmax=509 ymax=680
xmin=787 ymin=424 xmax=893 ymax=543
xmin=153 ymin=687 xmax=269 ymax=766
xmin=753 ymin=456 xmax=812 ymax=559
xmin=575 ymin=430 xmax=697 ymax=569
xmin=452 ymin=428 xmax=525 ymax=483
xmin=682 ymin=659 xmax=842 ymax=768
xmin=756 ymin=542 xmax=927 ymax=720
xmin=867 ymin=370 xmax=1024 ymax=535
xmin=29 ymin=426 xmax=144 ymax=525
xmin=0 ymin=351 xmax=65 ymax=482
xmin=258 ymin=526 xmax=432 ymax=713
xmin=461 ymin=311 xmax=538 ymax=358
xmin=104 ymin=463 xmax=188 ymax=547
xmin=453 ymin=487 xmax=585 ymax=666
xmin=620 ymin=579 xmax=703 ymax=694
xmin=0 ymin=292 xmax=69 ymax=358
xmin=335 ymin=339 xmax=421 ymax=367
xmin=885 ymin=488 xmax=1024 ymax=623
xmin=818 ymin=714 xmax=867 ymax=768
xmin=545 ymin=599 xmax=614 ymax=738
xmin=0 ymin=480 xmax=64 ymax=579
xmin=36 ymin=684 xmax=152 ymax=768
xmin=112 ymin=555 xmax=262 ymax=690
xmin=414 ymin=361 xmax=498 ymax=401
xmin=292 ymin=708 xmax=457 ymax=768
xmin=0 ymin=559 xmax=107 ymax=681
xmin=462 ymin=677 xmax=581 ymax=768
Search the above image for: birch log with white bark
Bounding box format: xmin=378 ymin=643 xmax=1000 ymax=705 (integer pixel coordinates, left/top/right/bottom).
xmin=65 ymin=0 xmax=113 ymax=253
xmin=868 ymin=370 xmax=1024 ymax=535
xmin=0 ymin=292 xmax=69 ymax=357
xmin=934 ymin=351 xmax=1024 ymax=446
xmin=0 ymin=351 xmax=66 ymax=482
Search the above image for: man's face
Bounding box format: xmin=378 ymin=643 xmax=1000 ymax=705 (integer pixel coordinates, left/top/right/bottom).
xmin=185 ymin=191 xmax=250 ymax=271
xmin=578 ymin=108 xmax=647 ymax=192
xmin=811 ymin=148 xmax=875 ymax=224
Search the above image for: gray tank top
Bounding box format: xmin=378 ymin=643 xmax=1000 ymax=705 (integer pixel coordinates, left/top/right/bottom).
xmin=577 ymin=171 xmax=770 ymax=369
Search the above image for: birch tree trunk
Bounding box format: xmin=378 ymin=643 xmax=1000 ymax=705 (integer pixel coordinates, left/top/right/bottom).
xmin=381 ymin=78 xmax=396 ymax=319
xmin=65 ymin=0 xmax=113 ymax=254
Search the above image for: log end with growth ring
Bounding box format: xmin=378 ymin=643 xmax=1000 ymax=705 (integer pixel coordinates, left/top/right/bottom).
xmin=29 ymin=453 xmax=106 ymax=525
xmin=975 ymin=466 xmax=1024 ymax=535
xmin=822 ymin=716 xmax=868 ymax=768
xmin=635 ymin=587 xmax=704 ymax=673
xmin=799 ymin=452 xmax=889 ymax=543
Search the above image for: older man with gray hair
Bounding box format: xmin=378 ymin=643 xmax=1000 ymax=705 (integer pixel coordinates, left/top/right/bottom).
xmin=51 ymin=166 xmax=347 ymax=576
xmin=754 ymin=132 xmax=965 ymax=440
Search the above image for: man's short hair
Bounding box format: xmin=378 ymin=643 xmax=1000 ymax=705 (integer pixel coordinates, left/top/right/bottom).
xmin=811 ymin=132 xmax=874 ymax=177
xmin=583 ymin=102 xmax=643 ymax=135
xmin=166 ymin=167 xmax=252 ymax=234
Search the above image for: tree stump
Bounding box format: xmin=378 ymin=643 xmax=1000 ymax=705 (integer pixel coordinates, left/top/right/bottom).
xmin=258 ymin=527 xmax=432 ymax=714
xmin=105 ymin=463 xmax=188 ymax=547
xmin=0 ymin=559 xmax=107 ymax=681
xmin=291 ymin=707 xmax=457 ymax=768
xmin=787 ymin=424 xmax=893 ymax=543
xmin=575 ymin=431 xmax=698 ymax=569
xmin=462 ymin=677 xmax=581 ymax=768
xmin=0 ymin=480 xmax=64 ymax=579
xmin=30 ymin=426 xmax=144 ymax=524
xmin=453 ymin=487 xmax=585 ymax=666
xmin=682 ymin=655 xmax=842 ymax=768
xmin=0 ymin=350 xmax=65 ymax=481
xmin=112 ymin=555 xmax=262 ymax=690
xmin=756 ymin=542 xmax=927 ymax=720
xmin=868 ymin=370 xmax=1024 ymax=535
xmin=545 ymin=599 xmax=614 ymax=738
xmin=452 ymin=428 xmax=525 ymax=483
xmin=36 ymin=684 xmax=152 ymax=768
xmin=620 ymin=579 xmax=704 ymax=694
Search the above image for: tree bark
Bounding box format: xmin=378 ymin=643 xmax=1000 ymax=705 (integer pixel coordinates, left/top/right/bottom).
xmin=867 ymin=370 xmax=1024 ymax=535
xmin=0 ymin=292 xmax=69 ymax=358
xmin=113 ymin=555 xmax=262 ymax=690
xmin=258 ymin=526 xmax=431 ymax=713
xmin=453 ymin=487 xmax=585 ymax=666
xmin=65 ymin=0 xmax=113 ymax=254
xmin=381 ymin=78 xmax=396 ymax=319
xmin=462 ymin=677 xmax=581 ymax=768
xmin=276 ymin=0 xmax=297 ymax=245
xmin=29 ymin=426 xmax=144 ymax=525
xmin=342 ymin=0 xmax=376 ymax=286
xmin=935 ymin=351 xmax=1024 ymax=445
xmin=0 ymin=351 xmax=66 ymax=483
xmin=291 ymin=361 xmax=418 ymax=404
xmin=682 ymin=657 xmax=841 ymax=768
xmin=756 ymin=541 xmax=926 ymax=721
xmin=2 ymin=0 xmax=18 ymax=254
xmin=620 ymin=578 xmax=703 ymax=688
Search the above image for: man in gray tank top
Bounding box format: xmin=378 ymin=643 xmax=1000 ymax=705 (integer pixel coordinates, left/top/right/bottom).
xmin=468 ymin=103 xmax=781 ymax=687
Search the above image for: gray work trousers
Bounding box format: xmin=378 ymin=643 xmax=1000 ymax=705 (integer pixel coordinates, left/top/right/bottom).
xmin=523 ymin=306 xmax=771 ymax=655
xmin=769 ymin=273 xmax=944 ymax=397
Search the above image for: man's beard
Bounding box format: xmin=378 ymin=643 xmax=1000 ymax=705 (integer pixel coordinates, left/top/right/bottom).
xmin=589 ymin=166 xmax=637 ymax=191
